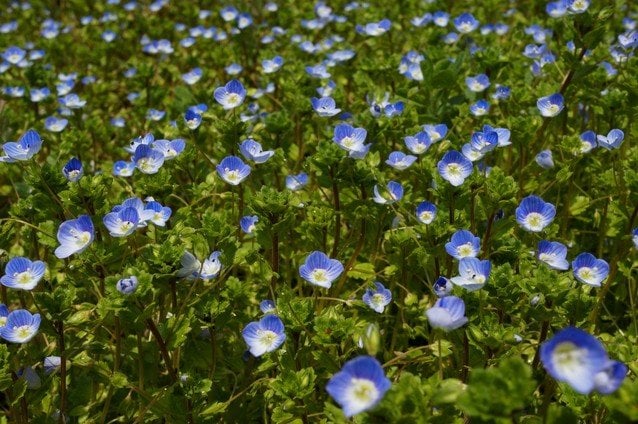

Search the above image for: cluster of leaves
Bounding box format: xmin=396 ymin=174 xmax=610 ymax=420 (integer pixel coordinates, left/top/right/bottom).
xmin=0 ymin=0 xmax=637 ymax=422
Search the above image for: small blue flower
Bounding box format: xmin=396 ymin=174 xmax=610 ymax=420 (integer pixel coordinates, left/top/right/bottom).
xmin=451 ymin=257 xmax=491 ymax=291
xmin=326 ymin=356 xmax=391 ymax=418
xmin=152 ymin=139 xmax=185 ymax=160
xmin=632 ymin=228 xmax=638 ymax=249
xmin=146 ymin=109 xmax=165 ymax=121
xmin=433 ymin=276 xmax=453 ymax=297
xmin=482 ymin=125 xmax=511 ymax=147
xmin=426 ymin=295 xmax=468 ymax=331
xmin=30 ymin=87 xmax=50 ymax=102
xmin=0 ymin=309 xmax=41 ymax=343
xmin=0 ymin=129 xmax=42 ymax=163
xmin=537 ymin=241 xmax=570 ymax=270
xmin=44 ymin=116 xmax=68 ymax=132
xmin=113 ymin=160 xmax=136 ymax=177
xmin=59 ymin=93 xmax=86 ymax=109
xmin=1 ymin=257 xmax=46 ymax=290
xmin=362 ymin=282 xmax=392 ymax=313
xmin=492 ymin=85 xmax=511 ymax=101
xmin=182 ymin=67 xmax=202 ymax=85
xmin=356 ymin=19 xmax=391 ymax=36
xmin=116 ymin=276 xmax=138 ymax=295
xmin=568 ymin=0 xmax=590 ymax=14
xmin=240 ymin=215 xmax=259 ymax=234
xmin=547 ymin=0 xmax=568 ymax=17
xmin=540 ymin=327 xmax=608 ymax=394
xmin=415 ymin=201 xmax=437 ymax=224
xmin=470 ymin=130 xmax=499 ymax=154
xmin=469 ymin=99 xmax=490 ymax=116
xmin=404 ymin=131 xmax=432 ymax=155
xmin=2 ymin=46 xmax=26 ymax=64
xmin=62 ymin=157 xmax=83 ymax=182
xmin=44 ymin=356 xmax=61 ymax=375
xmin=333 ymin=123 xmax=370 ymax=159
xmin=372 ymin=181 xmax=403 ymax=205
xmin=311 ymin=96 xmax=341 ymax=117
xmin=111 ymin=117 xmax=126 ymax=128
xmin=184 ymin=108 xmax=202 ymax=130
xmin=306 ymin=64 xmax=331 ymax=79
xmin=466 ymin=74 xmax=490 ymax=92
xmin=572 ymin=253 xmax=609 ymax=287
xmin=216 ymin=155 xmax=251 ymax=185
xmin=579 ymin=130 xmax=597 ymax=153
xmin=144 ymin=201 xmax=172 ymax=226
xmin=259 ymin=300 xmax=276 ymax=314
xmin=537 ymin=93 xmax=564 ymax=117
xmin=242 ymin=315 xmax=286 ymax=357
xmin=177 ymin=251 xmax=222 ymax=280
xmin=262 ymin=56 xmax=283 ymax=74
xmin=385 ymin=151 xmax=417 ymax=170
xmin=286 ymin=172 xmax=309 ymax=191
xmin=437 ymin=150 xmax=473 ymax=186
xmin=103 ymin=207 xmax=140 ymax=237
xmin=0 ymin=304 xmax=8 ymax=327
xmin=516 ymin=195 xmax=556 ymax=232
xmin=445 ymin=230 xmax=481 ymax=260
xmin=299 ymin=251 xmax=344 ymax=289
xmin=453 ymin=13 xmax=479 ymax=33
xmin=596 ymin=129 xmax=624 ymax=150
xmin=225 ymin=63 xmax=243 ymax=76
xmin=239 ymin=139 xmax=275 ymax=164
xmin=133 ymin=145 xmax=165 ymax=174
xmin=54 ymin=215 xmax=94 ymax=259
xmin=535 ymin=150 xmax=555 ymax=169
xmin=214 ymin=79 xmax=246 ymax=110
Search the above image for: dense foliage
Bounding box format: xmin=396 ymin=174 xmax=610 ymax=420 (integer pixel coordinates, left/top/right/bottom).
xmin=0 ymin=0 xmax=637 ymax=422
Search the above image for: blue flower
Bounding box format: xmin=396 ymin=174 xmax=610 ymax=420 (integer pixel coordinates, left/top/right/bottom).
xmin=111 ymin=117 xmax=126 ymax=128
xmin=182 ymin=67 xmax=202 ymax=85
xmin=470 ymin=130 xmax=499 ymax=154
xmin=0 ymin=309 xmax=40 ymax=343
xmin=214 ymin=79 xmax=246 ymax=109
xmin=579 ymin=130 xmax=597 ymax=153
xmin=356 ymin=19 xmax=391 ymax=36
xmin=451 ymin=257 xmax=491 ymax=291
xmin=516 ymin=195 xmax=556 ymax=232
xmin=597 ymin=129 xmax=624 ymax=150
xmin=239 ymin=139 xmax=275 ymax=164
xmin=593 ymin=360 xmax=628 ymax=394
xmin=362 ymin=282 xmax=392 ymax=313
xmin=177 ymin=251 xmax=222 ymax=280
xmin=2 ymin=46 xmax=26 ymax=64
xmin=537 ymin=241 xmax=570 ymax=270
xmin=311 ymin=96 xmax=341 ymax=117
xmin=572 ymin=253 xmax=609 ymax=287
xmin=146 ymin=109 xmax=165 ymax=121
xmin=306 ymin=64 xmax=331 ymax=79
xmin=242 ymin=315 xmax=286 ymax=357
xmin=62 ymin=157 xmax=83 ymax=182
xmin=433 ymin=276 xmax=453 ymax=297
xmin=632 ymin=228 xmax=638 ymax=249
xmin=116 ymin=276 xmax=138 ymax=295
xmin=54 ymin=215 xmax=94 ymax=259
xmin=372 ymin=181 xmax=403 ymax=204
xmin=113 ymin=161 xmax=136 ymax=177
xmin=240 ymin=215 xmax=259 ymax=234
xmin=152 ymin=139 xmax=185 ymax=160
xmin=299 ymin=251 xmax=344 ymax=289
xmin=144 ymin=201 xmax=172 ymax=226
xmin=44 ymin=116 xmax=68 ymax=132
xmin=537 ymin=93 xmax=564 ymax=117
xmin=103 ymin=207 xmax=140 ymax=237
xmin=133 ymin=145 xmax=165 ymax=174
xmin=453 ymin=13 xmax=479 ymax=33
xmin=284 ymin=172 xmax=307 ymax=191
xmin=466 ymin=74 xmax=490 ymax=92
xmin=128 ymin=133 xmax=157 ymax=156
xmin=217 ymin=156 xmax=251 ymax=185
xmin=469 ymin=99 xmax=490 ymax=116
xmin=0 ymin=129 xmax=42 ymax=163
xmin=445 ymin=230 xmax=481 ymax=259
xmin=568 ymin=0 xmax=590 ymax=13
xmin=492 ymin=85 xmax=511 ymax=101
xmin=385 ymin=151 xmax=417 ymax=170
xmin=1 ymin=257 xmax=46 ymax=290
xmin=30 ymin=87 xmax=50 ymax=102
xmin=333 ymin=123 xmax=370 ymax=159
xmin=426 ymin=296 xmax=468 ymax=331
xmin=415 ymin=201 xmax=437 ymax=224
xmin=404 ymin=131 xmax=432 ymax=154
xmin=326 ymin=356 xmax=391 ymax=418
xmin=184 ymin=109 xmax=202 ymax=130
xmin=535 ymin=150 xmax=555 ymax=169
xmin=225 ymin=63 xmax=243 ymax=76
xmin=262 ymin=56 xmax=283 ymax=74
xmin=259 ymin=300 xmax=276 ymax=314
xmin=547 ymin=0 xmax=568 ymax=17
xmin=540 ymin=327 xmax=609 ymax=394
xmin=423 ymin=123 xmax=449 ymax=141
xmin=437 ymin=150 xmax=473 ymax=186
xmin=59 ymin=93 xmax=86 ymax=109
xmin=0 ymin=304 xmax=8 ymax=328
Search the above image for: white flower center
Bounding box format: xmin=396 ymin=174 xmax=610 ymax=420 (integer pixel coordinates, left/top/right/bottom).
xmin=419 ymin=211 xmax=433 ymax=223
xmin=16 ymin=271 xmax=33 ymax=285
xmin=552 ymin=342 xmax=585 ymax=373
xmin=458 ymin=244 xmax=474 ymax=257
xmin=227 ymin=93 xmax=240 ymax=106
xmin=224 ymin=169 xmax=240 ymax=183
xmin=447 ymin=164 xmax=461 ymax=176
xmin=347 ymin=378 xmax=378 ymax=406
xmin=258 ymin=329 xmax=278 ymax=349
xmin=311 ymin=269 xmax=328 ymax=283
xmin=16 ymin=325 xmax=32 ymax=339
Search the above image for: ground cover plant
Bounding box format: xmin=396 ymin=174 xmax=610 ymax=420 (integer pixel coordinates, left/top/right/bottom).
xmin=0 ymin=0 xmax=637 ymax=422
